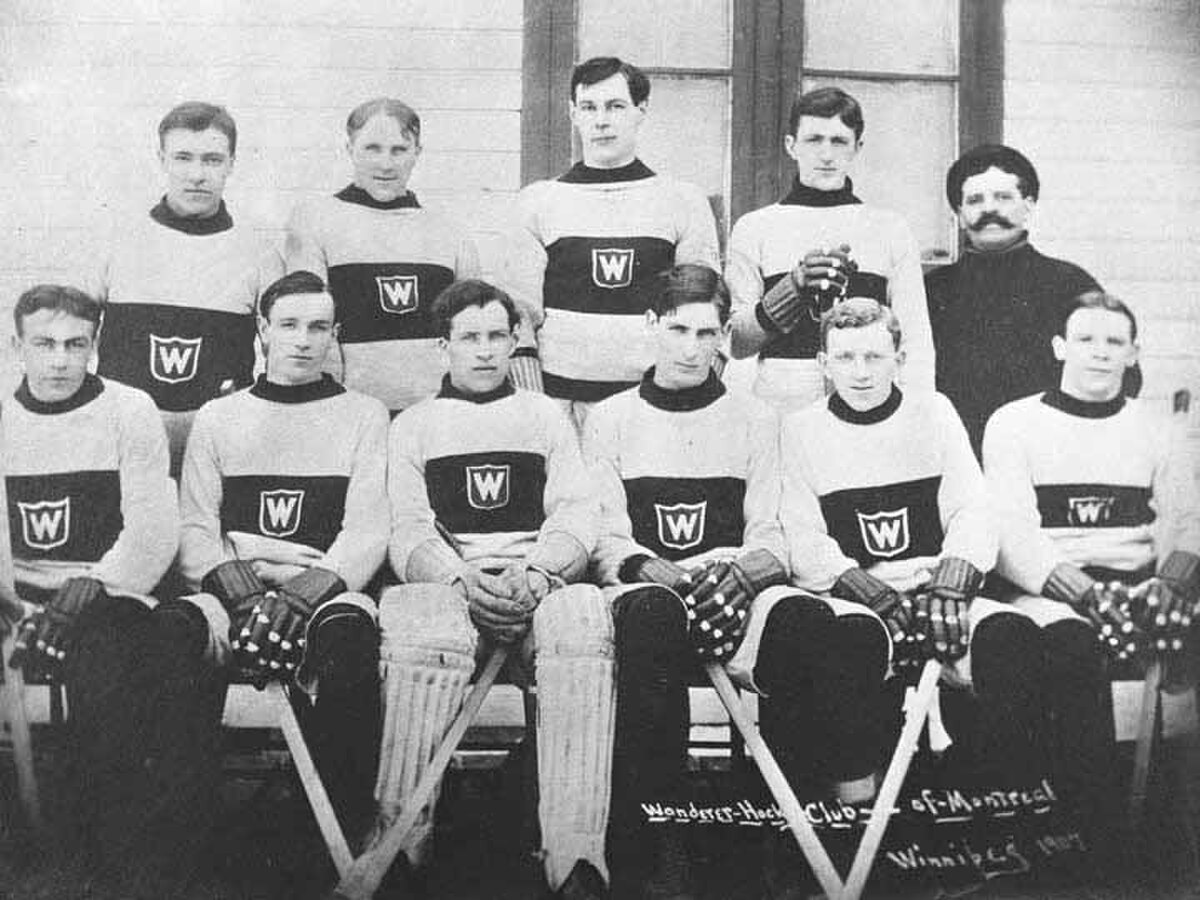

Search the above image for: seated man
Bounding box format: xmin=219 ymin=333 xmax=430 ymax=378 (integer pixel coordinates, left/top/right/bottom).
xmin=157 ymin=270 xmax=390 ymax=883
xmin=983 ymin=290 xmax=1199 ymax=856
xmin=378 ymin=279 xmax=612 ymax=899
xmin=4 ymin=285 xmax=178 ymax=884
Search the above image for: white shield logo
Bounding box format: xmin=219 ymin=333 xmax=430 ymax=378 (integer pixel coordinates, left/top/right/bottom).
xmin=591 ymin=248 xmax=635 ymax=289
xmin=18 ymin=498 xmax=70 ymax=550
xmin=259 ymin=489 xmax=305 ymax=538
xmin=1068 ymin=496 xmax=1115 ymax=526
xmin=856 ymin=508 xmax=910 ymax=559
xmin=655 ymin=501 xmax=707 ymax=551
xmin=150 ymin=334 xmax=202 ymax=384
xmin=466 ymin=464 xmax=510 ymax=510
xmin=376 ymin=275 xmax=419 ymax=315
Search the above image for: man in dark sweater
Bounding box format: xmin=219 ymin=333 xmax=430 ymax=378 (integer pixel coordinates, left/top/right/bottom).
xmin=925 ymin=144 xmax=1103 ymax=456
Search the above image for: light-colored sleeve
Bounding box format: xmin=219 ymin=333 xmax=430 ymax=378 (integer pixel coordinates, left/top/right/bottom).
xmin=932 ymin=395 xmax=997 ymax=573
xmin=779 ymin=413 xmax=858 ymax=590
xmin=387 ymin=409 xmax=467 ymax=585
xmin=1152 ymin=413 xmax=1200 ymax=562
xmin=983 ymin=404 xmax=1062 ymax=593
xmin=674 ymin=182 xmax=721 ymax=274
xmin=581 ymin=400 xmax=645 ymax=585
xmin=889 ymin=217 xmax=936 ymax=395
xmin=726 ymin=214 xmax=773 ymax=360
xmin=742 ymin=402 xmax=789 ymax=567
xmin=321 ymin=399 xmax=390 ymax=591
xmin=282 ymin=200 xmax=329 ymax=278
xmin=500 ymin=183 xmax=550 ymax=333
xmin=456 ymin=224 xmax=483 ymax=279
xmin=91 ymin=390 xmax=178 ymax=595
xmin=178 ymin=403 xmax=233 ymax=588
xmin=528 ymin=400 xmax=597 ymax=580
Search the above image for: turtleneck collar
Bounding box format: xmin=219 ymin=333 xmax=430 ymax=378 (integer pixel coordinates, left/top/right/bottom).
xmin=150 ymin=196 xmax=233 ymax=235
xmin=335 ymin=183 xmax=421 ymax=210
xmin=558 ymin=159 xmax=655 ymax=184
xmin=963 ymin=233 xmax=1031 ymax=257
xmin=250 ymin=373 xmax=345 ymax=404
xmin=829 ymin=385 xmax=903 ymax=425
xmin=15 ymin=374 xmax=104 ymax=414
xmin=1041 ymin=387 xmax=1125 ymax=419
xmin=638 ymin=367 xmax=726 ymax=412
xmin=437 ymin=374 xmax=515 ymax=404
xmin=780 ymin=175 xmax=862 ymax=208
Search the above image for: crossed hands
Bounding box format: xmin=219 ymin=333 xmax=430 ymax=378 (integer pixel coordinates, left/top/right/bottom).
xmin=457 ymin=564 xmax=555 ymax=645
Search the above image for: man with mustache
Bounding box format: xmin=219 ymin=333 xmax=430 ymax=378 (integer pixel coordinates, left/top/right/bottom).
xmin=925 ymin=145 xmax=1103 ymax=457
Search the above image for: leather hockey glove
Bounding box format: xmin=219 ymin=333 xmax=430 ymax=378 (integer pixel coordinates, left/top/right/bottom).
xmin=508 ymin=347 xmax=544 ymax=393
xmin=757 ymin=244 xmax=856 ymax=333
xmin=834 ymin=566 xmax=921 ymax=668
xmin=203 ymin=558 xmax=271 ymax=658
xmin=9 ymin=576 xmax=104 ymax=674
xmin=1045 ymin=563 xmax=1143 ymax=662
xmin=250 ymin=567 xmax=348 ymax=674
xmin=619 ymin=554 xmax=695 ymax=596
xmin=683 ymin=549 xmax=788 ymax=661
xmin=1128 ymin=552 xmax=1199 ymax=654
xmin=910 ymin=558 xmax=981 ymax=663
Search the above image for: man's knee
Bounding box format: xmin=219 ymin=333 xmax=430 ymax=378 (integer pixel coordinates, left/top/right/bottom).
xmin=612 ymin=584 xmax=686 ymax=646
xmin=971 ymin=611 xmax=1045 ymax=691
xmin=378 ymin=583 xmax=477 ymax=667
xmin=533 ymin=584 xmax=613 ymax=659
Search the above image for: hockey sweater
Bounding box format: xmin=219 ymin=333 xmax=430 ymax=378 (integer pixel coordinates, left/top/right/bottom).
xmin=179 ymin=374 xmax=390 ymax=591
xmin=726 ymin=178 xmax=935 ymax=407
xmin=583 ymin=369 xmax=786 ymax=584
xmin=780 ymin=387 xmax=996 ymax=592
xmin=389 ymin=377 xmax=598 ymax=582
xmin=503 ymin=160 xmax=720 ymax=402
xmin=983 ymin=389 xmax=1200 ymax=592
xmin=2 ymin=375 xmax=177 ymax=597
xmin=284 ymin=185 xmax=480 ymax=412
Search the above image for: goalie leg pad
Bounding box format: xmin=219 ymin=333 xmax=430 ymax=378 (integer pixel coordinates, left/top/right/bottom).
xmin=532 ymin=584 xmax=615 ymax=891
xmin=374 ymin=584 xmax=478 ymax=866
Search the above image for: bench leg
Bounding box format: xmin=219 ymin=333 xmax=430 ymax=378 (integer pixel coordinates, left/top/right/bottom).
xmin=1 ymin=632 xmax=44 ymax=833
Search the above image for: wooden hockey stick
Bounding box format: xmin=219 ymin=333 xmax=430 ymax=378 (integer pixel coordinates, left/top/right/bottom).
xmin=1128 ymin=658 xmax=1163 ymax=825
xmin=840 ymin=659 xmax=941 ymax=900
xmin=705 ymin=662 xmax=845 ymax=900
xmin=331 ymin=645 xmax=509 ymax=900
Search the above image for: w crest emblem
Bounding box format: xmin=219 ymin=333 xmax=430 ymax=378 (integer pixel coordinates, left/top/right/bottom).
xmin=376 ymin=275 xmax=419 ymax=314
xmin=150 ymin=334 xmax=202 ymax=383
xmin=18 ymin=498 xmax=70 ymax=550
xmin=655 ymin=501 xmax=706 ymax=551
xmin=466 ymin=464 xmax=510 ymax=510
xmin=1068 ymin=495 xmax=1115 ymax=526
xmin=591 ymin=248 xmax=635 ymax=289
xmin=857 ymin=508 xmax=910 ymax=559
xmin=259 ymin=489 xmax=304 ymax=538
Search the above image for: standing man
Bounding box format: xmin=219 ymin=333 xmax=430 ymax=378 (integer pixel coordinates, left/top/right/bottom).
xmin=504 ymin=56 xmax=720 ymax=427
xmin=926 ymin=144 xmax=1106 ymax=456
xmin=378 ymin=279 xmax=612 ymax=899
xmin=726 ymin=87 xmax=935 ymax=412
xmin=4 ymin=285 xmax=178 ymax=889
xmin=87 ymin=101 xmax=281 ymax=473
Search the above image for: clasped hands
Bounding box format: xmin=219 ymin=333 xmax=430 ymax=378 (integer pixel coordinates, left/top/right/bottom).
xmin=456 ymin=564 xmax=556 ymax=645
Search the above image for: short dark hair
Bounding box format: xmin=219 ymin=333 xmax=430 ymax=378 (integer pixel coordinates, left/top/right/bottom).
xmin=570 ymin=56 xmax=650 ymax=106
xmin=346 ymin=97 xmax=421 ymax=143
xmin=649 ymin=265 xmax=730 ymax=325
xmin=14 ymin=284 xmax=101 ymax=337
xmin=788 ymin=87 xmax=864 ymax=140
xmin=430 ymin=279 xmax=520 ymax=339
xmin=259 ymin=270 xmax=329 ymax=320
xmin=158 ymin=101 xmax=237 ymax=156
xmin=946 ymin=144 xmax=1039 ymax=210
xmin=820 ymin=297 xmax=902 ymax=351
xmin=1058 ymin=290 xmax=1138 ymax=342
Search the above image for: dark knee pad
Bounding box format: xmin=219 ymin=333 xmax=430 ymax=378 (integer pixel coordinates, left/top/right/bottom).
xmin=754 ymin=594 xmax=832 ymax=695
xmin=971 ymin=612 xmax=1045 ymax=697
xmin=1044 ymin=618 xmax=1107 ymax=685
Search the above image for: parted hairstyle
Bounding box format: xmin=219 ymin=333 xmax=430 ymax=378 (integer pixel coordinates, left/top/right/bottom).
xmin=946 ymin=144 xmax=1040 ymax=210
xmin=1058 ymin=290 xmax=1139 ymax=342
xmin=431 ymin=279 xmax=521 ymax=339
xmin=13 ymin=284 xmax=102 ymax=337
xmin=571 ymin=56 xmax=650 ymax=106
xmin=649 ymin=265 xmax=731 ymax=325
xmin=158 ymin=102 xmax=237 ymax=156
xmin=346 ymin=97 xmax=421 ymax=143
xmin=789 ymin=87 xmax=864 ymax=140
xmin=820 ymin=297 xmax=903 ymax=351
xmin=258 ymin=270 xmax=329 ymax=320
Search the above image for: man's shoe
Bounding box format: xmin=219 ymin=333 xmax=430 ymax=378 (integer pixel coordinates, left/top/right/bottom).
xmin=552 ymin=859 xmax=609 ymax=900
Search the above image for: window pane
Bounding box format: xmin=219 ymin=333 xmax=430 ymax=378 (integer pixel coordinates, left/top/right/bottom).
xmin=578 ymin=0 xmax=731 ymax=69
xmin=803 ymin=0 xmax=958 ymax=76
xmin=802 ymin=77 xmax=958 ymax=262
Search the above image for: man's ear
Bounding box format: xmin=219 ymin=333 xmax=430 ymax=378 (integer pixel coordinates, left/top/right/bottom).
xmin=1051 ymin=334 xmax=1067 ymax=362
xmin=783 ymin=133 xmax=797 ymax=161
xmin=257 ymin=315 xmax=270 ymax=345
xmin=817 ymin=350 xmax=829 ymax=379
xmin=332 ymin=322 xmax=341 ymax=342
xmin=644 ymin=309 xmax=659 ymax=330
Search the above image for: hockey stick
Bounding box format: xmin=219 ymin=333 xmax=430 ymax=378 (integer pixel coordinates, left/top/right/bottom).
xmin=705 ymin=661 xmax=845 ymax=899
xmin=839 ymin=659 xmax=941 ymax=900
xmin=270 ymin=680 xmax=356 ymax=877
xmin=331 ymin=645 xmax=509 ymax=900
xmin=1128 ymin=658 xmax=1163 ymax=825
